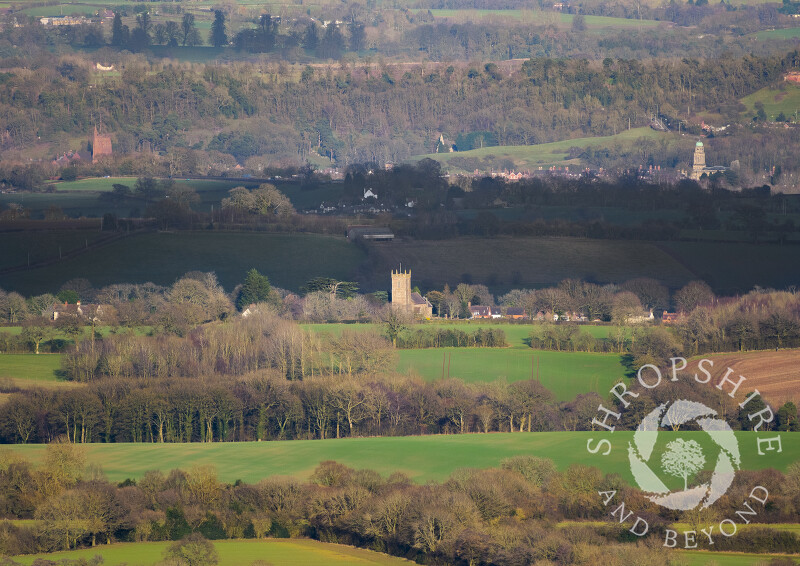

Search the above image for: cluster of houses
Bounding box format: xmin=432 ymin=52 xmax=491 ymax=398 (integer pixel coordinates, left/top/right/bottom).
xmin=467 ymin=305 xmax=590 ymax=321
xmin=468 ymin=304 xmax=682 ymax=324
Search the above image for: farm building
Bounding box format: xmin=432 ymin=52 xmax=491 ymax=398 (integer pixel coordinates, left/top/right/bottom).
xmin=346 ymin=225 xmax=394 ymax=241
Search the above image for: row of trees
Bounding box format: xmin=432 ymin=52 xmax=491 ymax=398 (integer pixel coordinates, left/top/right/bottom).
xmin=110 ymin=11 xmax=228 ymax=51
xmin=1 ymin=445 xmax=799 ymax=562
xmin=2 ymin=338 xmax=797 ymax=445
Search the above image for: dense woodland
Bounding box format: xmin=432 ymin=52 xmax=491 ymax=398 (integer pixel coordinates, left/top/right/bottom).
xmin=0 ymin=445 xmax=798 ymax=563
xmin=1 ymin=32 xmax=799 ymax=176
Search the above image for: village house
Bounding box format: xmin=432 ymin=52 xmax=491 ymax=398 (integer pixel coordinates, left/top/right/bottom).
xmin=40 ymin=16 xmax=88 ymax=26
xmin=51 ymin=301 xmax=108 ymax=323
xmin=468 ymin=305 xmax=502 ymax=319
xmin=661 ymin=312 xmax=682 ymax=324
xmin=506 ymin=307 xmax=527 ymax=320
xmin=625 ymin=309 xmax=655 ymax=324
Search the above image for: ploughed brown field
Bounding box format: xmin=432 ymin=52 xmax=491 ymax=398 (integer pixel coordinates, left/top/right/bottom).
xmin=686 ymin=349 xmax=800 ymax=407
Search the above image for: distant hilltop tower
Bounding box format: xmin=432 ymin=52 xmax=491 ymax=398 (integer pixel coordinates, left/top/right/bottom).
xmin=390 ymin=269 xmax=433 ymax=318
xmin=690 ymin=141 xmax=705 ymax=180
xmin=92 ymin=125 xmax=113 ymax=163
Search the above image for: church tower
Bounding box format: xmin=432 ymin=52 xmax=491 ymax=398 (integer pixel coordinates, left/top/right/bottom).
xmin=691 ymin=141 xmax=705 ymax=180
xmin=391 ymin=269 xmax=412 ymax=310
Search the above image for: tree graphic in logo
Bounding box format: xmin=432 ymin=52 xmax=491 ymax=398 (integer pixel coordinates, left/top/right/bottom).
xmin=628 ymin=399 xmax=740 ymax=511
xmin=661 ymin=438 xmax=706 ymax=492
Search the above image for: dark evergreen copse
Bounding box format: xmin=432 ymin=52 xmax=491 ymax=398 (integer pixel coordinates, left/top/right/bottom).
xmin=236 ymin=269 xmax=273 ymax=310
xmin=209 ymin=10 xmax=227 ymax=48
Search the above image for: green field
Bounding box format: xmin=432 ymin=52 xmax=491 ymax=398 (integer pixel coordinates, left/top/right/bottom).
xmin=0 ymin=231 xmax=365 ymax=295
xmin=306 ymin=322 xmax=627 ymax=399
xmin=738 ymin=83 xmax=800 ymax=120
xmin=0 ymin=230 xmax=112 ymax=270
xmin=11 ymin=539 xmax=414 ymax=566
xmin=413 ymin=127 xmax=671 ymax=173
xmin=679 ymin=550 xmax=800 ymax=565
xmin=21 ymin=4 xmax=98 ymax=16
xmin=411 ymin=8 xmax=661 ymax=29
xmin=9 ymin=536 xmax=796 ymax=566
xmin=305 ymin=322 xmax=628 ymax=346
xmin=0 ymin=354 xmax=61 ymax=383
xmin=754 ymin=27 xmax=800 ymax=40
xmin=3 ymin=177 xmax=343 ymax=218
xmin=6 ymin=432 xmax=798 ymax=485
xmin=397 ymin=347 xmax=624 ymax=399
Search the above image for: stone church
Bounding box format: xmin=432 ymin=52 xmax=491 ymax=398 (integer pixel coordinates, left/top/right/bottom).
xmin=391 ymin=270 xmax=433 ymax=318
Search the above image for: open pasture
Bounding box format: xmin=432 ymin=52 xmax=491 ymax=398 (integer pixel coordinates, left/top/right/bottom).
xmin=6 ymin=431 xmax=798 ymax=485
xmin=678 ymin=550 xmax=800 ymax=565
xmin=305 ymin=322 xmax=628 ymax=399
xmin=11 ymin=538 xmax=415 ymax=566
xmin=409 ymin=8 xmax=661 ymax=29
xmin=414 ymin=127 xmax=670 ymax=173
xmin=753 ymin=27 xmax=800 ymax=40
xmin=8 ymin=536 xmax=796 ymax=566
xmin=0 ymin=231 xmax=365 ymax=296
xmin=397 ymin=347 xmax=624 ymax=400
xmin=738 ymin=83 xmax=800 ymax=120
xmin=0 ymin=354 xmax=61 ymax=383
xmin=30 ymin=177 xmax=342 ymax=215
xmin=304 ymin=322 xmax=628 ymax=348
xmin=0 ymin=230 xmax=111 ymax=270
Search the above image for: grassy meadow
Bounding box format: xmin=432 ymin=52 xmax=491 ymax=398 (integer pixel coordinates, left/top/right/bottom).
xmin=677 ymin=551 xmax=799 ymax=565
xmin=307 ymin=321 xmax=627 ymax=399
xmin=0 ymin=230 xmax=111 ymax=270
xmin=753 ymin=27 xmax=800 ymax=40
xmin=2 ymin=177 xmax=342 ymax=218
xmin=396 ymin=347 xmax=623 ymax=399
xmin=6 ymin=431 xmax=798 ymax=485
xmin=11 ymin=539 xmax=415 ymax=566
xmin=0 ymin=354 xmax=61 ymax=383
xmin=10 ymin=540 xmax=795 ymax=566
xmin=413 ymin=127 xmax=671 ymax=173
xmin=739 ymin=83 xmax=800 ymax=120
xmin=410 ymin=8 xmax=661 ymax=29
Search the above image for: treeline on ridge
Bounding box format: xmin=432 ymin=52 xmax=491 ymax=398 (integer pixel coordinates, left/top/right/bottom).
xmin=0 ymin=44 xmax=796 ymax=173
